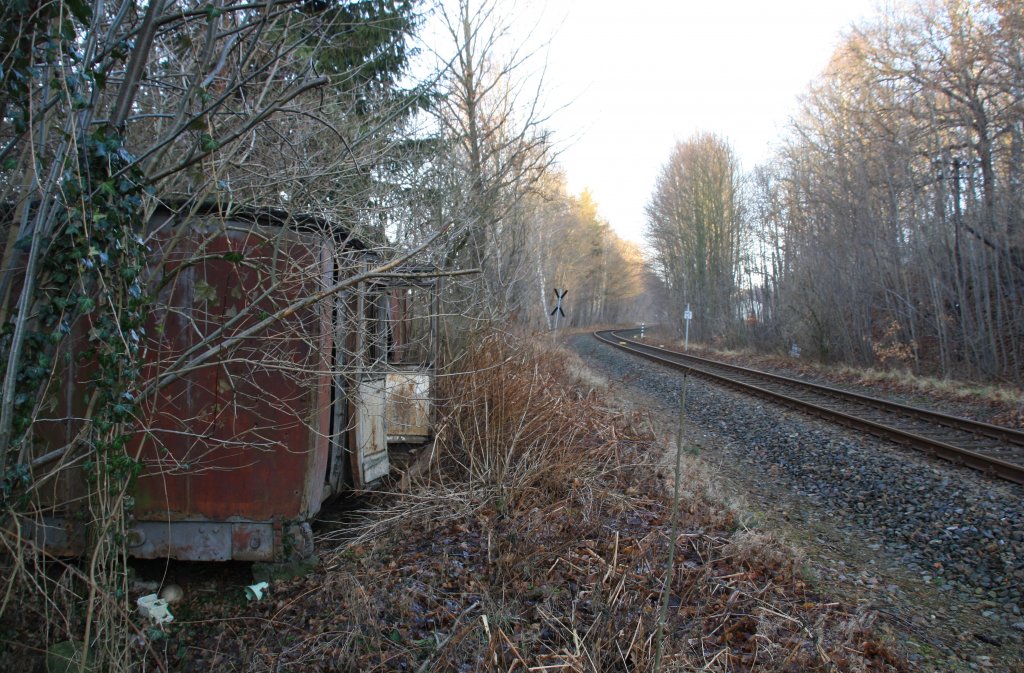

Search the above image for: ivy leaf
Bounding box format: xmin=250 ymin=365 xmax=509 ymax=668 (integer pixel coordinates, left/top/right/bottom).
xmin=65 ymin=0 xmax=92 ymax=25
xmin=199 ymin=133 xmax=219 ymax=152
xmin=194 ymin=280 xmax=218 ymax=303
xmin=76 ymin=295 xmax=95 ymax=313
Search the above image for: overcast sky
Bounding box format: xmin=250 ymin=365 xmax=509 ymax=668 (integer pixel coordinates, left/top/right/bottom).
xmin=510 ymin=0 xmax=882 ymax=244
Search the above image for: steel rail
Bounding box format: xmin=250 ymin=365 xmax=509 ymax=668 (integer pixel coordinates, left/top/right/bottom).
xmin=594 ymin=329 xmax=1024 ymax=485
xmin=608 ymin=329 xmax=1024 ymax=447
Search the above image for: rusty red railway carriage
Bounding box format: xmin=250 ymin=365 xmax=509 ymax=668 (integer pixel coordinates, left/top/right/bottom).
xmin=24 ymin=203 xmax=437 ymax=561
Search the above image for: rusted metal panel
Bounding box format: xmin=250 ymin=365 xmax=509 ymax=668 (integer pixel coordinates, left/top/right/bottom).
xmin=305 ymin=242 xmax=334 ymax=515
xmin=128 ymin=522 xmax=233 ymax=561
xmin=386 ymin=369 xmax=431 ymax=443
xmin=25 ymin=518 xmax=282 ymax=562
xmin=25 ymin=210 xmax=341 ymax=560
xmin=19 ymin=206 xmax=443 ymax=561
xmin=29 ymin=317 xmax=97 ymax=514
xmin=22 ymin=517 xmax=86 ymax=557
xmin=120 ymin=521 xmax=277 ymax=561
xmin=131 ymin=217 xmax=332 ymax=525
xmin=230 ymin=522 xmax=277 ymax=561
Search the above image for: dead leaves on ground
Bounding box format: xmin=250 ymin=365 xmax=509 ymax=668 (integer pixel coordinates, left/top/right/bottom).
xmin=167 ymin=463 xmax=908 ymax=672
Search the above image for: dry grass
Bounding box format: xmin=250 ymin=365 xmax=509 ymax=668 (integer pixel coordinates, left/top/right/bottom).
xmin=437 ymin=331 xmax=630 ymax=499
xmin=283 ymin=333 xmax=907 ymax=672
xmin=0 ymin=474 xmax=155 ymax=673
xmin=833 ymin=363 xmax=1024 ymax=405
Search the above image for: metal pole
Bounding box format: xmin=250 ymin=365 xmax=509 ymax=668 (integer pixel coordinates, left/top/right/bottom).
xmin=550 ymin=288 xmax=566 ymax=331
xmin=684 ymin=304 xmax=690 ymax=351
xmin=356 ymin=277 xmax=366 ymax=380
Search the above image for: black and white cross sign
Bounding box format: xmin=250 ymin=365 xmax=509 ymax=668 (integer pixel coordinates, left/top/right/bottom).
xmin=550 ymin=288 xmax=567 ymax=317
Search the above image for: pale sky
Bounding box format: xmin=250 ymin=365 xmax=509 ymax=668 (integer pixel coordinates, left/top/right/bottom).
xmin=516 ymin=0 xmax=882 ymax=244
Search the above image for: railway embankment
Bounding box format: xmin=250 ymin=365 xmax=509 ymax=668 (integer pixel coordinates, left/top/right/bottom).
xmin=569 ymin=333 xmax=1024 ymax=671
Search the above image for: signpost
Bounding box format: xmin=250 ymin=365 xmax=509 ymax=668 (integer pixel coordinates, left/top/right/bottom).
xmin=683 ymin=305 xmax=692 ymax=350
xmin=550 ymin=288 xmax=567 ymax=330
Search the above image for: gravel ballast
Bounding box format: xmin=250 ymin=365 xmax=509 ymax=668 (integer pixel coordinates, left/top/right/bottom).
xmin=569 ymin=333 xmax=1024 ymax=667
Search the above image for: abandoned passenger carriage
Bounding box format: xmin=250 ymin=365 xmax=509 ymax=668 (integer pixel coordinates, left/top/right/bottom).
xmin=24 ymin=203 xmax=436 ymax=561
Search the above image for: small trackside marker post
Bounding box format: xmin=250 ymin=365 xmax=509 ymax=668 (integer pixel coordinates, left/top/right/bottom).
xmin=683 ymin=305 xmax=693 ymax=350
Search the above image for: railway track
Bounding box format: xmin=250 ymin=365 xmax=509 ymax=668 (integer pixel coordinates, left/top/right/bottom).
xmin=595 ymin=329 xmax=1024 ymax=485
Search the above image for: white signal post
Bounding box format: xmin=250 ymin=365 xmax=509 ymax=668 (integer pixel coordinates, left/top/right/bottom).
xmin=684 ymin=305 xmax=693 ymax=350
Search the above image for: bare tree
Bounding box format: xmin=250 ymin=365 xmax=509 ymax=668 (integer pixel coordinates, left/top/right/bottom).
xmin=429 ymin=0 xmax=553 ymax=327
xmin=737 ymin=0 xmax=1023 ymax=380
xmin=645 ymin=133 xmax=744 ymax=342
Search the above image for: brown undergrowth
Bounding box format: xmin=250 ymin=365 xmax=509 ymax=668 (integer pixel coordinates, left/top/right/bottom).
xmin=18 ymin=333 xmax=911 ymax=672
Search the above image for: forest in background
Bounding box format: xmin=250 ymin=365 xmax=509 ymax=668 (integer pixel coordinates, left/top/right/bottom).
xmin=646 ymin=0 xmax=1023 ymax=385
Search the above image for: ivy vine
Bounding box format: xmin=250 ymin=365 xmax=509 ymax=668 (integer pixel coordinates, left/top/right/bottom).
xmin=1 ymin=1 xmax=149 ymax=502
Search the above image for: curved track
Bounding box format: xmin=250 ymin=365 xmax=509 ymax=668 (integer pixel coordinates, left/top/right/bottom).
xmin=595 ymin=329 xmax=1024 ymax=485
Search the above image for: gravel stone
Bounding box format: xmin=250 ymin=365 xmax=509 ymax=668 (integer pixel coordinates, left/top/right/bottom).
xmin=569 ymin=334 xmax=1024 ymax=620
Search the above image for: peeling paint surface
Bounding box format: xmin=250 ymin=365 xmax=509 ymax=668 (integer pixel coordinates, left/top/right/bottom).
xmin=356 ymin=377 xmax=389 ymax=485
xmin=385 ymin=370 xmax=431 ymax=442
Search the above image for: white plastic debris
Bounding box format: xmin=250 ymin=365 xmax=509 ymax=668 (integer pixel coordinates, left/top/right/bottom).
xmin=245 ymin=581 xmax=269 ymax=601
xmin=137 ymin=594 xmax=174 ymax=626
xmin=159 ymin=584 xmax=183 ymax=604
